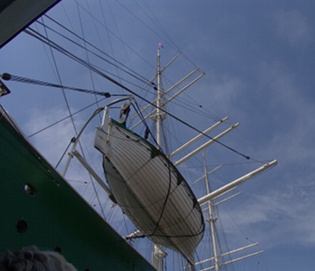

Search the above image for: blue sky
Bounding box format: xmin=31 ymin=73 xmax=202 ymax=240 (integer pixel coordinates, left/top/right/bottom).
xmin=1 ymin=1 xmax=315 ymax=270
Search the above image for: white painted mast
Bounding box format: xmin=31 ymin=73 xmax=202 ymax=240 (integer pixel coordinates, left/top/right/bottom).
xmin=156 ymin=45 xmax=163 ymax=150
xmin=202 ymin=154 xmax=220 ymax=271
xmin=194 ymin=157 xmax=277 ymax=271
xmin=152 ymin=45 xmax=167 ymax=271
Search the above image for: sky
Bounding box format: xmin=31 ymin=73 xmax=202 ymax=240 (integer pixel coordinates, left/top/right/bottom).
xmin=1 ymin=0 xmax=315 ymax=270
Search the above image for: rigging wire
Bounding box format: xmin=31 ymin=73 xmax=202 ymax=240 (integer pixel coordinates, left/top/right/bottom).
xmin=28 ymin=97 xmax=107 ymax=138
xmin=45 ymin=13 xmax=108 ymax=218
xmin=76 ymin=1 xmax=101 ymax=114
xmin=44 ymin=3 xmax=232 ymax=143
xmin=39 ymin=18 xmax=98 ymax=205
xmin=117 ymin=0 xmax=170 ymax=48
xmin=40 ymin=17 xmax=79 ymax=138
xmin=2 ymin=3 xmax=274 ymax=267
xmin=18 ymin=6 xmax=250 ymax=161
xmin=70 ymin=0 xmax=154 ymax=69
xmin=55 ymin=139 xmax=73 ymax=169
xmin=133 ymin=90 xmax=251 ymax=160
xmin=6 ymin=25 xmax=251 ymax=160
xmin=40 ymin=16 xmax=100 ymax=197
xmin=136 ymin=0 xmax=199 ymax=69
xmin=1 ymin=73 xmax=113 ymax=97
xmin=34 ymin=16 xmax=222 ymax=130
xmin=137 ymin=0 xmax=181 ymax=52
xmin=39 ymin=16 xmax=152 ymax=86
xmin=23 ymin=26 xmax=145 ymax=91
xmin=98 ymin=0 xmax=134 ymax=84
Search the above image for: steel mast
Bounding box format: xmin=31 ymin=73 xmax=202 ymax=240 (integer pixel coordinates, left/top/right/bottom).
xmin=156 ymin=46 xmax=163 ymax=149
xmin=152 ymin=45 xmax=167 ymax=271
xmin=194 ymin=159 xmax=276 ymax=271
xmin=202 ymin=154 xmax=220 ymax=271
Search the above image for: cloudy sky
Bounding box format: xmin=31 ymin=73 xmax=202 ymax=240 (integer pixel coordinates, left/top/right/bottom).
xmin=1 ymin=1 xmax=315 ymax=270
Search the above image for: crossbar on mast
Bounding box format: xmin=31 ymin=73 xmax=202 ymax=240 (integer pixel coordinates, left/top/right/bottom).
xmin=220 ymin=250 xmax=264 ymax=267
xmin=212 ymin=192 xmax=241 ymax=206
xmin=130 ymin=69 xmax=204 ymax=129
xmin=195 ymin=242 xmax=259 ymax=266
xmin=199 ymin=250 xmax=263 ymax=271
xmin=193 ymin=165 xmax=223 ymax=185
xmin=161 ymin=72 xmax=205 ymax=107
xmin=220 ymin=242 xmax=259 ymax=258
xmin=129 ymin=53 xmax=182 ymax=123
xmin=174 ymin=123 xmax=239 ymax=167
xmin=199 ymin=188 xmax=237 ymax=208
xmin=198 ymin=159 xmax=278 ymax=205
xmin=169 ymin=118 xmax=228 ymax=159
xmin=161 ymin=52 xmax=181 ymax=73
xmin=164 ymin=68 xmax=200 ymax=96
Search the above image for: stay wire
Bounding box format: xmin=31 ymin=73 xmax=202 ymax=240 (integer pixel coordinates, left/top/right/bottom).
xmin=39 ymin=16 xmax=151 ymax=86
xmin=24 ymin=28 xmax=250 ymax=160
xmin=139 ymin=0 xmax=181 ymax=52
xmin=51 ymin=2 xmax=215 ymax=127
xmin=29 ymin=23 xmax=210 ymax=124
xmin=50 ymin=98 xmax=107 ymax=164
xmin=98 ymin=0 xmax=132 ymax=85
xmin=4 ymin=73 xmax=113 ymax=97
xmin=137 ymin=0 xmax=199 ymax=69
xmin=25 ymin=27 xmax=147 ymax=91
xmin=131 ymin=100 xmax=159 ymax=149
xmin=53 ymin=4 xmax=106 ymax=218
xmin=117 ymin=0 xmax=170 ymax=49
xmin=40 ymin=17 xmax=79 ymax=140
xmin=76 ymin=2 xmax=103 ymax=126
xmin=55 ymin=139 xmax=72 ymax=169
xmin=68 ymin=1 xmax=154 ymax=69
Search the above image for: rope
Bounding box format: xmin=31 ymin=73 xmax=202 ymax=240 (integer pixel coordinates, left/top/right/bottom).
xmin=5 ymin=26 xmax=251 ymax=160
xmin=39 ymin=16 xmax=152 ymax=86
xmin=2 ymin=73 xmax=112 ymax=97
xmin=2 ymin=68 xmax=250 ymax=160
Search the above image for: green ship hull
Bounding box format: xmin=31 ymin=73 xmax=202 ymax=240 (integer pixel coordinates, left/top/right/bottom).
xmin=0 ymin=107 xmax=155 ymax=271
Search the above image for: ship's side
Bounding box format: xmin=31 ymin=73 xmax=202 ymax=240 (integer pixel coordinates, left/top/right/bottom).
xmin=0 ymin=107 xmax=155 ymax=271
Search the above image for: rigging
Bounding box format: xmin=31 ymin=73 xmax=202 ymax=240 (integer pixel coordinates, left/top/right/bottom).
xmin=35 ymin=17 xmax=219 ymax=126
xmin=39 ymin=15 xmax=153 ymax=86
xmin=2 ymin=69 xmax=250 ymax=160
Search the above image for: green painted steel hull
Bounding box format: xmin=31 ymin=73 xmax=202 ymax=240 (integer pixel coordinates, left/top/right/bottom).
xmin=0 ymin=108 xmax=155 ymax=271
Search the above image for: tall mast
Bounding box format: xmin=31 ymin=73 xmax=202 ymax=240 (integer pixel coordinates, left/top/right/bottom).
xmin=203 ymin=155 xmax=220 ymax=271
xmin=195 ymin=158 xmax=273 ymax=270
xmin=152 ymin=45 xmax=167 ymax=271
xmin=156 ymin=46 xmax=163 ymax=149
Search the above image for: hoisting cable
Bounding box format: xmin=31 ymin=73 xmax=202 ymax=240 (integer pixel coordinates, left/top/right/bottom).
xmin=38 ymin=16 xmax=152 ymax=86
xmin=18 ymin=28 xmax=250 ymax=160
xmin=0 ymin=72 xmax=123 ymax=98
xmin=70 ymin=1 xmax=154 ymax=70
xmin=131 ymin=99 xmax=159 ymax=147
xmin=2 ymin=70 xmax=249 ymax=160
xmin=24 ymin=27 xmax=149 ymax=91
xmin=27 ymin=98 xmax=108 ymax=138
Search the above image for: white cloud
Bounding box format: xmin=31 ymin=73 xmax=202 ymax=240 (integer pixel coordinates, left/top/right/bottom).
xmin=24 ymin=107 xmax=81 ymax=165
xmin=258 ymin=60 xmax=315 ymax=162
xmin=24 ymin=107 xmax=102 ymax=193
xmin=198 ymin=73 xmax=247 ymax=117
xmin=218 ymin=177 xmax=315 ymax=249
xmin=275 ymin=10 xmax=312 ymax=47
